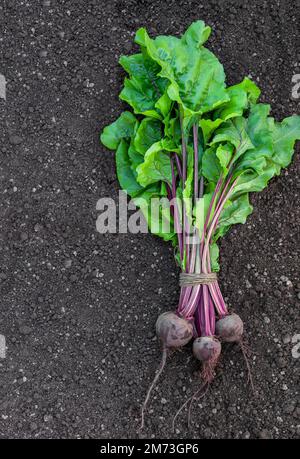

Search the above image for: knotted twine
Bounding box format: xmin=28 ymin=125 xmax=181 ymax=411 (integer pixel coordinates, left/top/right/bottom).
xmin=179 ymin=272 xmax=217 ymax=287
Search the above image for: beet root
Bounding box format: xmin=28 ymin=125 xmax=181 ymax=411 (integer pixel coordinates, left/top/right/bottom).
xmin=141 ymin=312 xmax=193 ymax=429
xmin=193 ymin=336 xmax=221 ymax=362
xmin=193 ymin=336 xmax=221 ymax=384
xmin=216 ymin=314 xmax=254 ymax=391
xmin=215 ymin=313 xmax=244 ymax=343
xmin=173 ymin=336 xmax=221 ymax=430
xmin=156 ymin=311 xmax=193 ymax=348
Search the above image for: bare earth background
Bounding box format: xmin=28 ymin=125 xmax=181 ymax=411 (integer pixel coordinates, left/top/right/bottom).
xmin=0 ymin=0 xmax=299 ymax=439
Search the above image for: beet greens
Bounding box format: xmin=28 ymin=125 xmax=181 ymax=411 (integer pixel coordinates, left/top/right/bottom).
xmin=101 ymin=20 xmax=300 ymax=427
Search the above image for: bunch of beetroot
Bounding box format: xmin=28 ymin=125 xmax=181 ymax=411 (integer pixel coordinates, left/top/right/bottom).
xmin=101 ymin=21 xmax=300 ymax=428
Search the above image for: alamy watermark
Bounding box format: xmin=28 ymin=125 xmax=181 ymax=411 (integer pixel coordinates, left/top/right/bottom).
xmin=292 ymin=74 xmax=300 ymax=100
xmin=96 ymin=190 xmax=203 ymax=243
xmin=0 ymin=73 xmax=6 ymax=100
xmin=0 ymin=334 xmax=6 ymax=359
xmin=292 ymin=333 xmax=300 ymax=359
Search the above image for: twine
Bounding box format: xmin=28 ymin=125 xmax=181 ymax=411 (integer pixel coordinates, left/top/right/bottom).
xmin=179 ymin=272 xmax=217 ymax=287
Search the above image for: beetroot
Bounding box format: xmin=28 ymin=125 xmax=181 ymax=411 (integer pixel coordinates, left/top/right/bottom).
xmin=216 ymin=313 xmax=254 ymax=391
xmin=193 ymin=336 xmax=221 ymax=383
xmin=193 ymin=336 xmax=222 ymax=362
xmin=140 ymin=312 xmax=193 ymax=429
xmin=172 ymin=336 xmax=221 ymax=430
xmin=156 ymin=311 xmax=193 ymax=348
xmin=216 ymin=313 xmax=244 ymax=343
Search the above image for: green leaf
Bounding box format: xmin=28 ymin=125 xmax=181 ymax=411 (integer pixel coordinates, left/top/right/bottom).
xmin=231 ymin=163 xmax=278 ymax=197
xmin=119 ymin=52 xmax=169 ymax=118
xmin=181 ymin=20 xmax=211 ymax=48
xmin=193 ymin=192 xmax=214 ymax=233
xmin=155 ymin=91 xmax=173 ymax=118
xmin=210 ymin=117 xmax=254 ymax=163
xmin=247 ymin=104 xmax=272 ymax=148
xmin=136 ymin=141 xmax=173 ymax=187
xmin=202 ymin=146 xmax=222 ymax=182
xmin=218 ymin=194 xmax=253 ymax=226
xmin=214 ymin=86 xmax=247 ymax=121
xmin=210 ymin=242 xmax=220 ymax=272
xmin=100 ymin=111 xmax=137 ymax=150
xmin=136 ymin=24 xmax=229 ymax=117
xmin=238 ymin=77 xmax=261 ymax=104
xmin=216 ymin=143 xmax=234 ymax=172
xmin=134 ymin=118 xmax=162 ymax=154
xmin=234 ymin=104 xmax=273 ymax=174
xmin=128 ymin=143 xmax=144 ymax=172
xmin=199 ymin=118 xmax=224 ymax=145
xmin=235 ymin=153 xmax=268 ymax=175
xmin=214 ymin=77 xmax=261 ymax=122
xmin=270 ymin=115 xmax=300 ymax=168
xmin=160 ymin=181 xmax=168 ymax=196
xmin=214 ymin=194 xmax=253 ymax=240
xmin=116 ymin=140 xmax=143 ymax=197
xmin=164 ymin=112 xmax=182 ymax=144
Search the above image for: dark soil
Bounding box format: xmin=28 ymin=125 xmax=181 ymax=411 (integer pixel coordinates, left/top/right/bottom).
xmin=0 ymin=0 xmax=299 ymax=440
